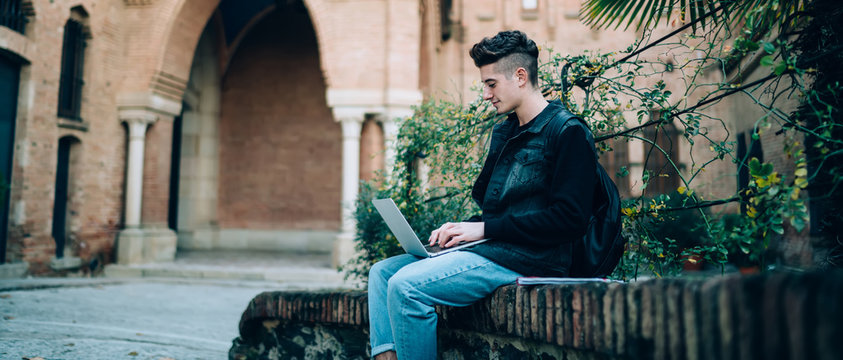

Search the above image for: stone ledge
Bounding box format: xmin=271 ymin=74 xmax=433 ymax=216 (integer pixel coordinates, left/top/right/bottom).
xmin=232 ymin=270 xmax=843 ymax=359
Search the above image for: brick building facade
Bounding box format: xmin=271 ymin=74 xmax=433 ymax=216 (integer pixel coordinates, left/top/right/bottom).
xmin=0 ymin=0 xmax=810 ymax=275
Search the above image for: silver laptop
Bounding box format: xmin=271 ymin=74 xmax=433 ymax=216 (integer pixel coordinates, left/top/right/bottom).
xmin=372 ymin=198 xmax=489 ymax=258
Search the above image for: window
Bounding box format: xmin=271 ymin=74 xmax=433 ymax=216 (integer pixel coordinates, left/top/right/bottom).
xmin=642 ymin=113 xmax=681 ymax=196
xmin=439 ymin=0 xmax=452 ymax=41
xmin=57 ymin=11 xmax=88 ymax=120
xmin=521 ymin=0 xmax=539 ymax=19
xmin=0 ymin=0 xmax=29 ymax=34
xmin=599 ymin=137 xmax=631 ymax=199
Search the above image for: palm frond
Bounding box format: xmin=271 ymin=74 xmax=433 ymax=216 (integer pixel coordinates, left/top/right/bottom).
xmin=580 ymin=0 xmax=807 ymax=32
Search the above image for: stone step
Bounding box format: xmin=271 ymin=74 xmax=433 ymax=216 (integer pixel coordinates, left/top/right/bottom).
xmin=104 ymin=249 xmax=357 ymax=289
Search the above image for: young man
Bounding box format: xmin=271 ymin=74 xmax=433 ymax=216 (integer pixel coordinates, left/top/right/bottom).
xmin=368 ymin=30 xmax=597 ymax=360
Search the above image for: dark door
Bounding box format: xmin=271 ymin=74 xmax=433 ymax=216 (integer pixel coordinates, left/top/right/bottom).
xmin=0 ymin=53 xmax=21 ymax=264
xmin=52 ymin=138 xmax=72 ymax=258
xmin=168 ymin=110 xmax=183 ymax=231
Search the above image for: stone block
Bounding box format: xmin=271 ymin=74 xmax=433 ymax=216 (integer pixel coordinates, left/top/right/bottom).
xmin=625 ymin=284 xmax=641 ymax=355
xmin=682 ymin=280 xmax=702 ymax=360
xmin=0 ymin=262 xmax=28 ymax=278
xmin=572 ymin=286 xmax=585 ymax=349
xmin=814 ymin=272 xmax=843 ymax=360
xmin=666 ymin=281 xmax=685 ymax=360
xmin=49 ymin=256 xmax=83 ymax=271
xmin=737 ymin=274 xmax=765 ymax=360
xmin=761 ymin=272 xmax=789 ymax=360
xmin=784 ymin=272 xmax=822 ymax=360
xmin=653 ymin=280 xmax=669 ymax=360
xmin=717 ymin=276 xmax=740 ymax=360
xmin=544 ymin=286 xmax=555 ymax=344
xmin=699 ymin=277 xmax=722 ymax=360
xmin=116 ymin=228 xmax=176 ymax=265
xmin=145 ymin=228 xmax=177 ymax=263
xmin=608 ymin=283 xmax=626 ymax=356
xmin=116 ymin=229 xmax=145 ymax=265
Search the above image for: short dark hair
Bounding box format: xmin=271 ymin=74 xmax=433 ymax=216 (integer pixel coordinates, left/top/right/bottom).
xmin=469 ymin=30 xmax=539 ymax=86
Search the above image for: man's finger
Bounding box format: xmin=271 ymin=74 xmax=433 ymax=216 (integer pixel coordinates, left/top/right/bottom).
xmin=443 ymin=236 xmax=463 ymax=248
xmin=428 ymin=229 xmax=438 ymax=245
xmin=437 ymin=229 xmax=453 ymax=247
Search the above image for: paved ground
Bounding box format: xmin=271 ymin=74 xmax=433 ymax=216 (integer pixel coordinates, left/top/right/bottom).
xmin=0 ymin=250 xmax=358 ymax=360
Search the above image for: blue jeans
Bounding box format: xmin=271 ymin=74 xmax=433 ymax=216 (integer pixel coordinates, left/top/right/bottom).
xmin=367 ymin=252 xmax=521 ymax=360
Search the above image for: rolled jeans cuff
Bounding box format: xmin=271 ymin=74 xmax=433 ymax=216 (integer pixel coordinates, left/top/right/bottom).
xmin=371 ymin=343 xmax=395 ymax=357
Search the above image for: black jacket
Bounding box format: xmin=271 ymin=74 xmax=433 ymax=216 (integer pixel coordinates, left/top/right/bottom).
xmin=465 ymin=100 xmax=597 ymax=276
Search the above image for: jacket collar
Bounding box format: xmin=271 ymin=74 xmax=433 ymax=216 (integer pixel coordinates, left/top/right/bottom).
xmin=504 ymin=100 xmax=565 ymax=135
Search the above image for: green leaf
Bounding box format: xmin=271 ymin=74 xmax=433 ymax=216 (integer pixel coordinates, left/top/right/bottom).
xmin=774 ymin=63 xmax=788 ymax=76
xmin=748 ymin=158 xmax=762 ymax=174
xmin=763 ymin=41 xmax=776 ymax=54
xmin=792 ymin=216 xmax=806 ymax=233
xmin=760 ymin=55 xmax=774 ymax=67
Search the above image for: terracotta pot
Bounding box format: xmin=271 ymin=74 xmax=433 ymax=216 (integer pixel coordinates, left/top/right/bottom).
xmin=682 ymin=254 xmax=703 ymax=271
xmin=739 ymin=265 xmax=760 ymax=275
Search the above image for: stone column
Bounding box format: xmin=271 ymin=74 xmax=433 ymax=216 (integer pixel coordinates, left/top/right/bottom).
xmin=123 ymin=112 xmax=156 ymax=228
xmin=114 ymin=93 xmax=181 ymax=266
xmin=381 ymin=117 xmax=399 ymax=176
xmin=333 ymin=112 xmax=363 ymax=266
xmin=116 ymin=112 xmax=157 ymax=265
xmin=384 ymin=89 xmax=422 ymax=174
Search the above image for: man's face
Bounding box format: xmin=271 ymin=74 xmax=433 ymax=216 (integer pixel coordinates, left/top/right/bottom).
xmin=479 ymin=63 xmax=522 ymax=114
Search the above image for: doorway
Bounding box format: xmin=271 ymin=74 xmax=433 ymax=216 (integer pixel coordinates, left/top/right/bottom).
xmin=52 ymin=136 xmax=80 ymax=258
xmin=0 ymin=51 xmax=21 ymax=264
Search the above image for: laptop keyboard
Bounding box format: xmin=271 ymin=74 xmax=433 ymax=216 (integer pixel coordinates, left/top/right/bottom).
xmin=424 ymin=244 xmax=444 ymax=253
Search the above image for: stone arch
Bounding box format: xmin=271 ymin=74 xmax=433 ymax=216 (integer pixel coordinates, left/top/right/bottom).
xmin=152 ymin=0 xmax=332 ymax=99
xmin=216 ymin=4 xmax=341 ymax=243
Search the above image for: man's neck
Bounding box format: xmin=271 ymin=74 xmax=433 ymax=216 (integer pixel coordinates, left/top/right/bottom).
xmin=514 ymin=90 xmax=549 ymax=127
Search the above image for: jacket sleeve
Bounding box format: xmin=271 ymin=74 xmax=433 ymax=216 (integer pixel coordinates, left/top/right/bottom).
xmin=483 ymin=124 xmax=596 ymax=247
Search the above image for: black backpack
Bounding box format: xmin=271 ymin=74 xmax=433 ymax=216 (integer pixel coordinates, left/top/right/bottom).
xmin=559 ymin=115 xmax=625 ymax=278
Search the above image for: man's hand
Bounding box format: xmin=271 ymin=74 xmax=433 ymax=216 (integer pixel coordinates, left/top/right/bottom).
xmin=428 ymin=222 xmax=485 ymax=248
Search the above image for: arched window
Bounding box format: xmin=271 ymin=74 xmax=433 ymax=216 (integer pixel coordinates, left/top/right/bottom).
xmin=57 ymin=7 xmax=89 ymax=120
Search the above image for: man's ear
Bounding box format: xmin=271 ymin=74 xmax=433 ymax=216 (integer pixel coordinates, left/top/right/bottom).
xmin=515 ymin=67 xmax=528 ymax=87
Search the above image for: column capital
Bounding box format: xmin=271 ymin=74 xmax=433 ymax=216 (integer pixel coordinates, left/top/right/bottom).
xmin=339 ymin=117 xmax=363 ymax=141
xmin=119 ymin=109 xmax=158 ymax=125
xmin=117 ymin=91 xmax=183 ymax=118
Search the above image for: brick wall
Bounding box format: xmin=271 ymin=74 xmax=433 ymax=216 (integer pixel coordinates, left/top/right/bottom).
xmin=217 ymin=9 xmax=341 ymax=231
xmin=231 ymin=270 xmax=843 ymax=359
xmin=4 ymin=0 xmax=127 ymax=272
xmin=141 ymin=117 xmax=174 ymax=227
